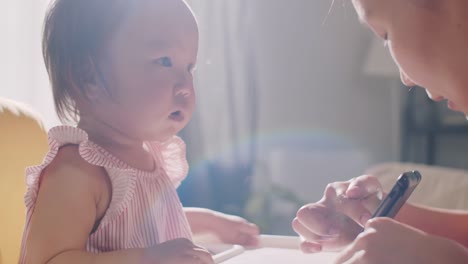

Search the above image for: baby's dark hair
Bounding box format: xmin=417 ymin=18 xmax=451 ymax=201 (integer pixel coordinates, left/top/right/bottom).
xmin=43 ymin=0 xmax=138 ymax=123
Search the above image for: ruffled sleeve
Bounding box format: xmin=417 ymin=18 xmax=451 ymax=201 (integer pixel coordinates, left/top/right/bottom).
xmin=24 ymin=125 xmax=137 ymax=227
xmin=25 ymin=126 xmax=88 ymax=190
xmin=151 ymin=136 xmax=189 ymax=188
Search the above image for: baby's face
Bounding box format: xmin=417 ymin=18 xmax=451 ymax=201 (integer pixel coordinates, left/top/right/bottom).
xmin=353 ymin=0 xmax=468 ymax=114
xmin=93 ymin=0 xmax=198 ymax=141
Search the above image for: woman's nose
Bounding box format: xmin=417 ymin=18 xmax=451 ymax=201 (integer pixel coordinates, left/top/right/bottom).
xmin=400 ymin=71 xmax=416 ymax=87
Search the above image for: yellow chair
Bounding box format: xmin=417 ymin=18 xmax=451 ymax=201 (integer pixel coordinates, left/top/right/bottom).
xmin=0 ymin=98 xmax=48 ymax=264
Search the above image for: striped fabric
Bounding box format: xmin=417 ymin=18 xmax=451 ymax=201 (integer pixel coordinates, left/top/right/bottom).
xmin=19 ymin=126 xmax=192 ymax=263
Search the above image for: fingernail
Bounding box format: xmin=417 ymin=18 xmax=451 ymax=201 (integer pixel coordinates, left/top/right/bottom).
xmin=304 ymin=244 xmax=321 ymax=253
xmin=360 ymin=213 xmax=371 ymax=225
xmin=346 ymin=186 xmax=361 ymax=198
xmin=348 ymin=186 xmax=360 ymax=192
xmin=318 ymin=235 xmax=335 ymax=241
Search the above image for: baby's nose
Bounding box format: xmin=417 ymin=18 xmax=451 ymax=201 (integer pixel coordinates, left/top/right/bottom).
xmin=174 ymin=71 xmax=194 ymax=95
xmin=175 ymin=88 xmax=191 ymax=98
xmin=174 ymin=76 xmax=194 ymax=103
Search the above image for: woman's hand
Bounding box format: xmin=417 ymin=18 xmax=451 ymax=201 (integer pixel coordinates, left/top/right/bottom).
xmin=334 ymin=217 xmax=468 ymax=264
xmin=292 ymin=175 xmax=383 ymax=253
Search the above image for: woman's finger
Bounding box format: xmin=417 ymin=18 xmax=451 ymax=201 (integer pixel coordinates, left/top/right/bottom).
xmin=346 ymin=175 xmax=383 ymax=200
xmin=296 ymin=204 xmax=340 ymax=237
xmin=332 ymin=175 xmax=384 ymax=226
xmin=334 ymin=196 xmax=373 ymax=227
xmin=292 ymin=217 xmax=335 ymax=242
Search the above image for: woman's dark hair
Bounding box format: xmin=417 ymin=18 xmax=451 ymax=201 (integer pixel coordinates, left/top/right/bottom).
xmin=43 ymin=0 xmax=137 ymax=123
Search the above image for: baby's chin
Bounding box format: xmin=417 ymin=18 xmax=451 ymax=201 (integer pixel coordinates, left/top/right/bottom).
xmin=156 ymin=134 xmax=176 ymax=143
xmin=145 ymin=128 xmax=181 ymax=143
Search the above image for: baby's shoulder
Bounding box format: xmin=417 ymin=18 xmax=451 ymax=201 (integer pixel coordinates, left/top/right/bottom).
xmin=43 ymin=144 xmax=111 ymax=195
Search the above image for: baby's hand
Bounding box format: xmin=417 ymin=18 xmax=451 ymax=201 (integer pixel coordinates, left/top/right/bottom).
xmin=210 ymin=211 xmax=260 ymax=246
xmin=145 ymin=238 xmax=214 ymax=264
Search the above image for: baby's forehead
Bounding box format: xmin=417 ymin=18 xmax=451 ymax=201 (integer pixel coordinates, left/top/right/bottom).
xmin=120 ymin=0 xmax=198 ymax=41
xmin=130 ymin=0 xmax=197 ymax=28
xmin=107 ymin=0 xmax=198 ymax=55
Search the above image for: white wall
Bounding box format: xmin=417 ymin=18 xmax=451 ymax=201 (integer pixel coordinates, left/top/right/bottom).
xmin=251 ymin=1 xmax=402 ymax=166
xmin=0 ymin=1 xmax=59 ymax=129
xmin=244 ymin=1 xmax=403 ymax=234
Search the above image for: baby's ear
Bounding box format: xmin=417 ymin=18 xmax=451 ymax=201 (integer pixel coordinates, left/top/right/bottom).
xmin=82 ymin=57 xmax=107 ymax=101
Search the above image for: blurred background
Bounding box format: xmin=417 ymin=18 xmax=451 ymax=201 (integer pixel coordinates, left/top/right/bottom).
xmin=2 ymin=0 xmax=468 ymax=235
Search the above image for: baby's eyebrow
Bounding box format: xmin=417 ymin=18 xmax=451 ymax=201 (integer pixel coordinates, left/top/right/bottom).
xmin=147 ymin=38 xmax=170 ymax=50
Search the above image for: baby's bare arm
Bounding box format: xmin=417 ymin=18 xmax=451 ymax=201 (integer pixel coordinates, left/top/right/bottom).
xmin=25 ymin=145 xmax=147 ymax=264
xmin=25 ymin=145 xmax=213 ymax=264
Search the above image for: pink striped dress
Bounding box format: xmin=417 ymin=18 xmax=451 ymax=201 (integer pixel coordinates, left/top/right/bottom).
xmin=19 ymin=126 xmax=192 ymax=263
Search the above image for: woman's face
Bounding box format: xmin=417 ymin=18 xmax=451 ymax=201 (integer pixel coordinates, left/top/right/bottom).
xmin=352 ymin=0 xmax=468 ymax=114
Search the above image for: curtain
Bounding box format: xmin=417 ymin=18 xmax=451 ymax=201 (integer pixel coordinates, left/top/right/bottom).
xmin=180 ymin=1 xmax=260 ymax=216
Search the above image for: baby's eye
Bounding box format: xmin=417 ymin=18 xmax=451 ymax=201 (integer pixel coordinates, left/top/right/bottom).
xmin=153 ymin=57 xmax=173 ymax=67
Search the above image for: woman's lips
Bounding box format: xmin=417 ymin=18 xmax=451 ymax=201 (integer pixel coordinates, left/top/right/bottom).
xmin=447 ymin=100 xmax=459 ymax=111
